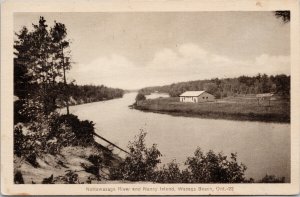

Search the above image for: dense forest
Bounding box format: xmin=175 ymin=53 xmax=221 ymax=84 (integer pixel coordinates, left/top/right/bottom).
xmin=139 ymin=74 xmax=290 ymax=98
xmin=67 ymin=84 xmax=124 ymax=105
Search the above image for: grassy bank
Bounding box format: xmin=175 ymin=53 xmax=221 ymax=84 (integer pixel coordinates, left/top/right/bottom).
xmin=134 ymin=96 xmax=290 ymax=123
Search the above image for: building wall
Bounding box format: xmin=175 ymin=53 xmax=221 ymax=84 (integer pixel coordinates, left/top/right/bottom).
xmin=197 ymin=92 xmax=215 ymax=102
xmin=180 ymin=92 xmax=215 ymax=103
xmin=180 ymin=96 xmax=198 ymax=103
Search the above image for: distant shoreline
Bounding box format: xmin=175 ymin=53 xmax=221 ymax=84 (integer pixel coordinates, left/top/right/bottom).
xmin=133 ymin=97 xmax=290 ymax=124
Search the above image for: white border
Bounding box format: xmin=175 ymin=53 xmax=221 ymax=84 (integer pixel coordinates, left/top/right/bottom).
xmin=1 ymin=0 xmax=299 ymax=195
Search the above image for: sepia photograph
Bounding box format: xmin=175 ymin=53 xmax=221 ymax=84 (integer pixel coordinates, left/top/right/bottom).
xmin=1 ymin=0 xmax=300 ymax=195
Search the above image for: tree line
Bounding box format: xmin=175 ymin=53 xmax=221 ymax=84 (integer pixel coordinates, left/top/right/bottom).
xmin=67 ymin=84 xmax=124 ymax=106
xmin=139 ymin=74 xmax=290 ymax=98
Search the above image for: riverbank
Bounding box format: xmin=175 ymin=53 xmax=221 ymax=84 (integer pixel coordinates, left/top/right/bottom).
xmin=14 ymin=143 xmax=123 ymax=184
xmin=133 ymin=97 xmax=290 ymax=123
xmin=13 ymin=113 xmax=125 ymax=184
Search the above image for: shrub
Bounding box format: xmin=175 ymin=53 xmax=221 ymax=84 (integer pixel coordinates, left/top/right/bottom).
xmin=259 ymin=174 xmax=285 ymax=183
xmin=135 ymin=93 xmax=146 ymax=105
xmin=110 ymin=130 xmax=162 ymax=182
xmin=48 ymin=114 xmax=95 ymax=149
xmin=42 ymin=174 xmax=54 ymax=184
xmin=14 ymin=171 xmax=24 ymax=184
xmin=185 ymin=148 xmax=247 ymax=183
xmin=26 ymin=153 xmax=40 ymax=168
xmin=14 ymin=125 xmax=26 ymax=157
xmin=110 ymin=132 xmax=248 ymax=183
xmin=156 ymin=161 xmax=183 ymax=183
xmin=81 ymin=155 xmax=104 ymax=180
xmin=14 ymin=124 xmax=41 ymax=166
xmin=14 ymin=100 xmax=30 ymax=124
xmin=42 ymin=171 xmax=81 ymax=184
xmin=59 ymin=170 xmax=80 ymax=184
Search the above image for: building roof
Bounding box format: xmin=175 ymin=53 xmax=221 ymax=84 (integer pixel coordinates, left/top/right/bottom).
xmin=180 ymin=91 xmax=206 ymax=97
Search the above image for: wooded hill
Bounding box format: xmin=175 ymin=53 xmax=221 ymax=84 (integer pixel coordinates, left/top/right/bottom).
xmin=139 ymin=74 xmax=290 ymax=98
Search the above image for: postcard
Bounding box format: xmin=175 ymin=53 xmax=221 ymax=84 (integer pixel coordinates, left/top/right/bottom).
xmin=1 ymin=0 xmax=299 ymax=195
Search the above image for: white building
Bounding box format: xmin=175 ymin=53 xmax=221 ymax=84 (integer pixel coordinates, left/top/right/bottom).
xmin=179 ymin=91 xmax=215 ymax=103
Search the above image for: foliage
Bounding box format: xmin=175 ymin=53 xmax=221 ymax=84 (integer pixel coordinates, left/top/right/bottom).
xmin=185 ymin=148 xmax=247 ymax=183
xmin=110 ymin=131 xmax=162 ymax=182
xmin=14 ymin=100 xmax=30 ymax=124
xmin=14 ymin=16 xmax=124 ymax=124
xmin=42 ymin=174 xmax=55 ymax=184
xmin=13 ymin=112 xmax=58 ymax=165
xmin=274 ymin=11 xmax=290 ymax=23
xmin=82 ymin=154 xmax=104 ymax=180
xmin=110 ymin=131 xmax=248 ymax=183
xmin=14 ymin=114 xmax=96 ymax=167
xmin=14 ymin=124 xmax=26 ymax=157
xmin=14 ymin=16 xmax=71 ymax=119
xmin=135 ymin=93 xmax=146 ymax=102
xmin=155 ymin=161 xmax=183 ymax=183
xmin=14 ymin=171 xmax=25 ymax=184
xmin=259 ymin=174 xmax=285 ymax=183
xmin=65 ymin=84 xmax=124 ymax=106
xmin=58 ymin=170 xmax=81 ymax=184
xmin=139 ymin=74 xmax=290 ymax=98
xmin=42 ymin=171 xmax=81 ymax=184
xmin=47 ymin=114 xmax=95 ymax=153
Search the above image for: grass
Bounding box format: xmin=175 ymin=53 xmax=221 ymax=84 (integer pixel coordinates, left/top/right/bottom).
xmin=135 ymin=96 xmax=290 ymax=123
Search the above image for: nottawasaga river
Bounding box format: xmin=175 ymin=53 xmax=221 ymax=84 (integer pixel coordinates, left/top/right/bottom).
xmin=61 ymin=92 xmax=290 ymax=181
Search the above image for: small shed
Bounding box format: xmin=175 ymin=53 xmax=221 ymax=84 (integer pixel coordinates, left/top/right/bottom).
xmin=256 ymin=93 xmax=274 ymax=106
xmin=179 ymin=91 xmax=215 ymax=103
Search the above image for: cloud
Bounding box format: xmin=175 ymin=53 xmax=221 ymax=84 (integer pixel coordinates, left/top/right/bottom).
xmin=69 ymin=43 xmax=290 ymax=89
xmin=255 ymin=54 xmax=290 ymax=75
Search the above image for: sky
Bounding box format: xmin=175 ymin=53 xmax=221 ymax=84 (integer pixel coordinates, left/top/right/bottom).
xmin=14 ymin=12 xmax=290 ymax=89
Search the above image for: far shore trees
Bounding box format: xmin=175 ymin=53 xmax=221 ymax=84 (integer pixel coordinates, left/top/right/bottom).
xmin=139 ymin=74 xmax=290 ymax=98
xmin=135 ymin=93 xmax=146 ymax=105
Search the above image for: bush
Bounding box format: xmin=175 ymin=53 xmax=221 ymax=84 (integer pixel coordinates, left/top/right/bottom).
xmin=42 ymin=171 xmax=81 ymax=184
xmin=110 ymin=132 xmax=248 ymax=183
xmin=42 ymin=174 xmax=54 ymax=184
xmin=26 ymin=153 xmax=40 ymax=168
xmin=14 ymin=100 xmax=30 ymax=124
xmin=156 ymin=161 xmax=183 ymax=183
xmin=82 ymin=155 xmax=104 ymax=180
xmin=14 ymin=171 xmax=24 ymax=184
xmin=259 ymin=174 xmax=285 ymax=183
xmin=185 ymin=148 xmax=247 ymax=183
xmin=135 ymin=93 xmax=146 ymax=105
xmin=14 ymin=124 xmax=41 ymax=166
xmin=48 ymin=114 xmax=95 ymax=149
xmin=14 ymin=125 xmax=26 ymax=157
xmin=60 ymin=170 xmax=80 ymax=184
xmin=110 ymin=131 xmax=162 ymax=182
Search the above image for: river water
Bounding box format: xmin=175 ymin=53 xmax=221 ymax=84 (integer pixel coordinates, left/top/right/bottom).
xmin=64 ymin=92 xmax=290 ymax=181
